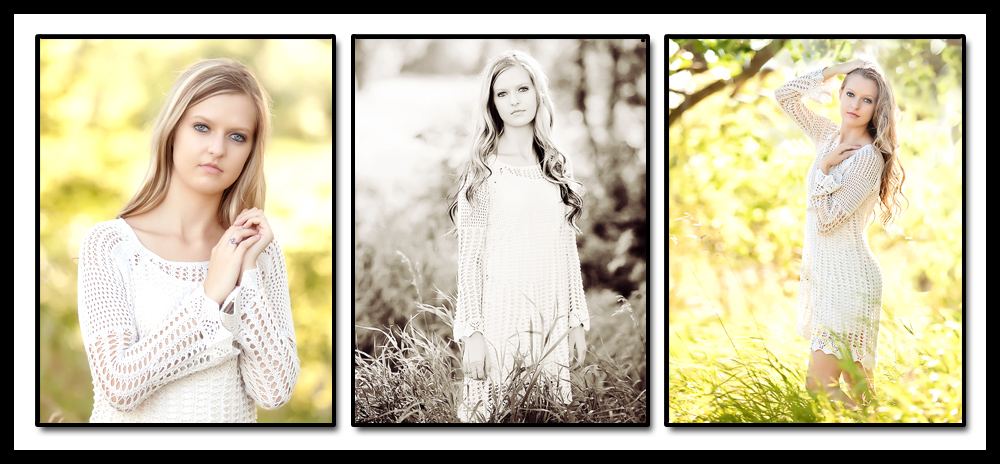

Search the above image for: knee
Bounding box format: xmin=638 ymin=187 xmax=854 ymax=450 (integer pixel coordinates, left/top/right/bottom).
xmin=805 ymin=376 xmax=823 ymax=394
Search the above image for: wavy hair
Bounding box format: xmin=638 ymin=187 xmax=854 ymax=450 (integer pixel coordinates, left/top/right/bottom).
xmin=841 ymin=65 xmax=907 ymax=236
xmin=118 ymin=58 xmax=272 ymax=229
xmin=448 ymin=50 xmax=584 ymax=232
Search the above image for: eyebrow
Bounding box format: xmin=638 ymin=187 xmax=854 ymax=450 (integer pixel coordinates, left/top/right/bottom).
xmin=187 ymin=114 xmax=253 ymax=134
xmin=494 ymin=81 xmax=531 ymax=92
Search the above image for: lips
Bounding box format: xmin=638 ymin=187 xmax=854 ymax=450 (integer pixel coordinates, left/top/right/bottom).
xmin=200 ymin=164 xmax=222 ymax=174
xmin=512 ymin=109 xmax=525 ymax=116
xmin=847 ymin=112 xmax=859 ymax=118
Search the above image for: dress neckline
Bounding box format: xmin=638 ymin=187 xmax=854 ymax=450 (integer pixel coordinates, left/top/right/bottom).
xmin=117 ymin=218 xmax=210 ymax=266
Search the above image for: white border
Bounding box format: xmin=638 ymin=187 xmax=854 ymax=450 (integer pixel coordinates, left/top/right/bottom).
xmin=15 ymin=14 xmax=985 ymax=450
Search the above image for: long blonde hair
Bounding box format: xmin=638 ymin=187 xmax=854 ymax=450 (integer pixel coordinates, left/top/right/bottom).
xmin=448 ymin=50 xmax=584 ymax=231
xmin=841 ymin=65 xmax=907 ymax=236
xmin=118 ymin=58 xmax=272 ymax=229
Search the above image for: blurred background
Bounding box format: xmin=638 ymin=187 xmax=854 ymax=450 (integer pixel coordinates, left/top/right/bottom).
xmin=353 ymin=37 xmax=648 ymax=419
xmin=668 ymin=38 xmax=964 ymax=422
xmin=38 ymin=38 xmax=333 ymax=423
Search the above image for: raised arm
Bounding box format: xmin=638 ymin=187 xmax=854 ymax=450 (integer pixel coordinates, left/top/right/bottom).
xmin=774 ymin=68 xmax=839 ymax=146
xmin=231 ymin=240 xmax=300 ymax=410
xmin=77 ymin=224 xmax=240 ymax=412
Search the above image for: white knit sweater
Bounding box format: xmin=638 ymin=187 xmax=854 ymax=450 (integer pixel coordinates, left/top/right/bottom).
xmin=77 ymin=219 xmax=300 ymax=422
xmin=775 ymin=69 xmax=885 ymax=369
xmin=454 ymin=156 xmax=589 ymax=422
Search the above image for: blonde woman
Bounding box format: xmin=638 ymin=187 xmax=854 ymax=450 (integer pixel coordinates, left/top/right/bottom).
xmin=77 ymin=58 xmax=299 ymax=422
xmin=449 ymin=50 xmax=589 ymax=422
xmin=776 ymin=59 xmax=906 ymax=409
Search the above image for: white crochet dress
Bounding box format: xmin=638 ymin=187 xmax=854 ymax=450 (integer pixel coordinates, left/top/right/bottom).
xmin=775 ymin=69 xmax=885 ymax=370
xmin=454 ymin=156 xmax=589 ymax=422
xmin=77 ymin=218 xmax=300 ymax=422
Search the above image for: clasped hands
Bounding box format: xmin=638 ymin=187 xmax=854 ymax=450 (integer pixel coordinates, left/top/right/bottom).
xmin=203 ymin=207 xmax=274 ymax=307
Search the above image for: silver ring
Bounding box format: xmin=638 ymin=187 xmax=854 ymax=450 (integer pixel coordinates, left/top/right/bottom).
xmin=230 ymin=237 xmax=237 ymax=245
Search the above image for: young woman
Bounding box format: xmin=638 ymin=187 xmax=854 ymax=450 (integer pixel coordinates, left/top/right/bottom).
xmin=449 ymin=50 xmax=589 ymax=422
xmin=776 ymin=59 xmax=906 ymax=408
xmin=77 ymin=58 xmax=299 ymax=422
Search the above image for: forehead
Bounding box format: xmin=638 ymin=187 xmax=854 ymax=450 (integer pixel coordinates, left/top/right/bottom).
xmin=493 ymin=65 xmax=532 ymax=89
xmin=843 ymin=74 xmax=879 ymax=97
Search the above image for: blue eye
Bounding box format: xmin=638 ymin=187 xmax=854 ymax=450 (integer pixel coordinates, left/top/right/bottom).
xmin=194 ymin=123 xmax=209 ymax=132
xmin=230 ymin=133 xmax=247 ymax=143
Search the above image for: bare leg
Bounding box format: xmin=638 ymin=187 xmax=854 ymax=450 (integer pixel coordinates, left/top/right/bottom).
xmin=805 ymin=350 xmax=858 ymax=409
xmin=841 ymin=361 xmax=875 ymax=406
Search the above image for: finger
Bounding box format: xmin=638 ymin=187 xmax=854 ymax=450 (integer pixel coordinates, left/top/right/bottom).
xmin=467 ymin=361 xmax=484 ymax=379
xmin=241 ymin=216 xmax=263 ymax=229
xmin=234 ymin=208 xmax=261 ymax=226
xmin=227 ymin=229 xmax=261 ymax=247
xmin=236 ymin=234 xmax=261 ymax=251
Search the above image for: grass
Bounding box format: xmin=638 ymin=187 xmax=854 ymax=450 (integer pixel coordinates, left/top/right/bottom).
xmin=668 ymin=218 xmax=963 ymax=424
xmin=353 ymin=258 xmax=647 ymax=424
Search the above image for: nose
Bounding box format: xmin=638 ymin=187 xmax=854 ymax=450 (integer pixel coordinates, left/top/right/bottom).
xmin=208 ymin=134 xmax=226 ymax=156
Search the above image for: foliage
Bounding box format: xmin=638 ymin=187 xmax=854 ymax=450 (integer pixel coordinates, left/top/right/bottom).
xmin=38 ymin=38 xmax=333 ymax=423
xmin=668 ymin=38 xmax=963 ymax=423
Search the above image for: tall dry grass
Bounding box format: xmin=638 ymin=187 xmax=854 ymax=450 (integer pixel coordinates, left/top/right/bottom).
xmin=354 ymin=254 xmax=647 ymax=424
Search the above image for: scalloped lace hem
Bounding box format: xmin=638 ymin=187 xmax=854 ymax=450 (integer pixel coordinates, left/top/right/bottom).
xmin=810 ymin=337 xmax=877 ymax=370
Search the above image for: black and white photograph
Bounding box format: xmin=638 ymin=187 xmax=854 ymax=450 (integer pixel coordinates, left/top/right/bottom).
xmin=353 ymin=36 xmax=649 ymax=424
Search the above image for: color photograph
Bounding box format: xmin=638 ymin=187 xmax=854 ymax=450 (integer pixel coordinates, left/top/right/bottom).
xmin=37 ymin=37 xmax=333 ymax=424
xmin=668 ymin=37 xmax=964 ymax=424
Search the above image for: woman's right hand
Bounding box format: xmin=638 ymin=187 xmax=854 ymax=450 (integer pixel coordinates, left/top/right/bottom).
xmin=462 ymin=332 xmax=488 ymax=380
xmin=203 ymin=224 xmax=262 ymax=307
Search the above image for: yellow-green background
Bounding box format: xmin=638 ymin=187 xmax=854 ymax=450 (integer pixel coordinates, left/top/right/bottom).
xmin=668 ymin=38 xmax=964 ymax=423
xmin=38 ymin=38 xmax=332 ymax=423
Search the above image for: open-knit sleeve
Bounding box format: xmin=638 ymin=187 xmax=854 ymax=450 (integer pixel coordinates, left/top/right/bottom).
xmin=230 ymin=239 xmax=300 ymax=410
xmin=77 ymin=223 xmax=240 ymax=412
xmin=775 ymin=68 xmax=841 ymax=147
xmin=454 ymin=178 xmax=490 ymax=341
xmin=560 ymin=158 xmax=589 ymax=331
xmin=810 ymin=145 xmax=884 ymax=235
xmin=563 ymin=222 xmax=589 ymax=330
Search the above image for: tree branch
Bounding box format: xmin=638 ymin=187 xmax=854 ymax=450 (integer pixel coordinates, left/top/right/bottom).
xmin=668 ymin=39 xmax=786 ymax=129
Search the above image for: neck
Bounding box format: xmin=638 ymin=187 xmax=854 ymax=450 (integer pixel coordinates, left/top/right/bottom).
xmin=497 ymin=124 xmax=536 ymax=162
xmin=156 ymin=174 xmax=226 ymax=239
xmin=841 ymin=123 xmax=872 ymax=145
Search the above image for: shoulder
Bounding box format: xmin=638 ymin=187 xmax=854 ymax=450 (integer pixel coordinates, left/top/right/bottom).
xmin=856 ymin=144 xmax=884 ymax=165
xmin=78 ymin=218 xmax=139 ymax=266
xmin=844 ymin=145 xmax=884 ymax=179
xmin=80 ymin=218 xmax=131 ymax=249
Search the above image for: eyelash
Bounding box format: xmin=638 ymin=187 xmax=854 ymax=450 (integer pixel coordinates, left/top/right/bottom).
xmin=194 ymin=123 xmax=247 ymax=143
xmin=846 ymin=92 xmax=873 ymax=104
xmin=496 ymin=86 xmax=530 ymax=98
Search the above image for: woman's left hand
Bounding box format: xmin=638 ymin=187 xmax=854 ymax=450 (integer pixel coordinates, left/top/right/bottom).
xmin=568 ymin=325 xmax=586 ymax=367
xmin=234 ymin=207 xmax=274 ymax=271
